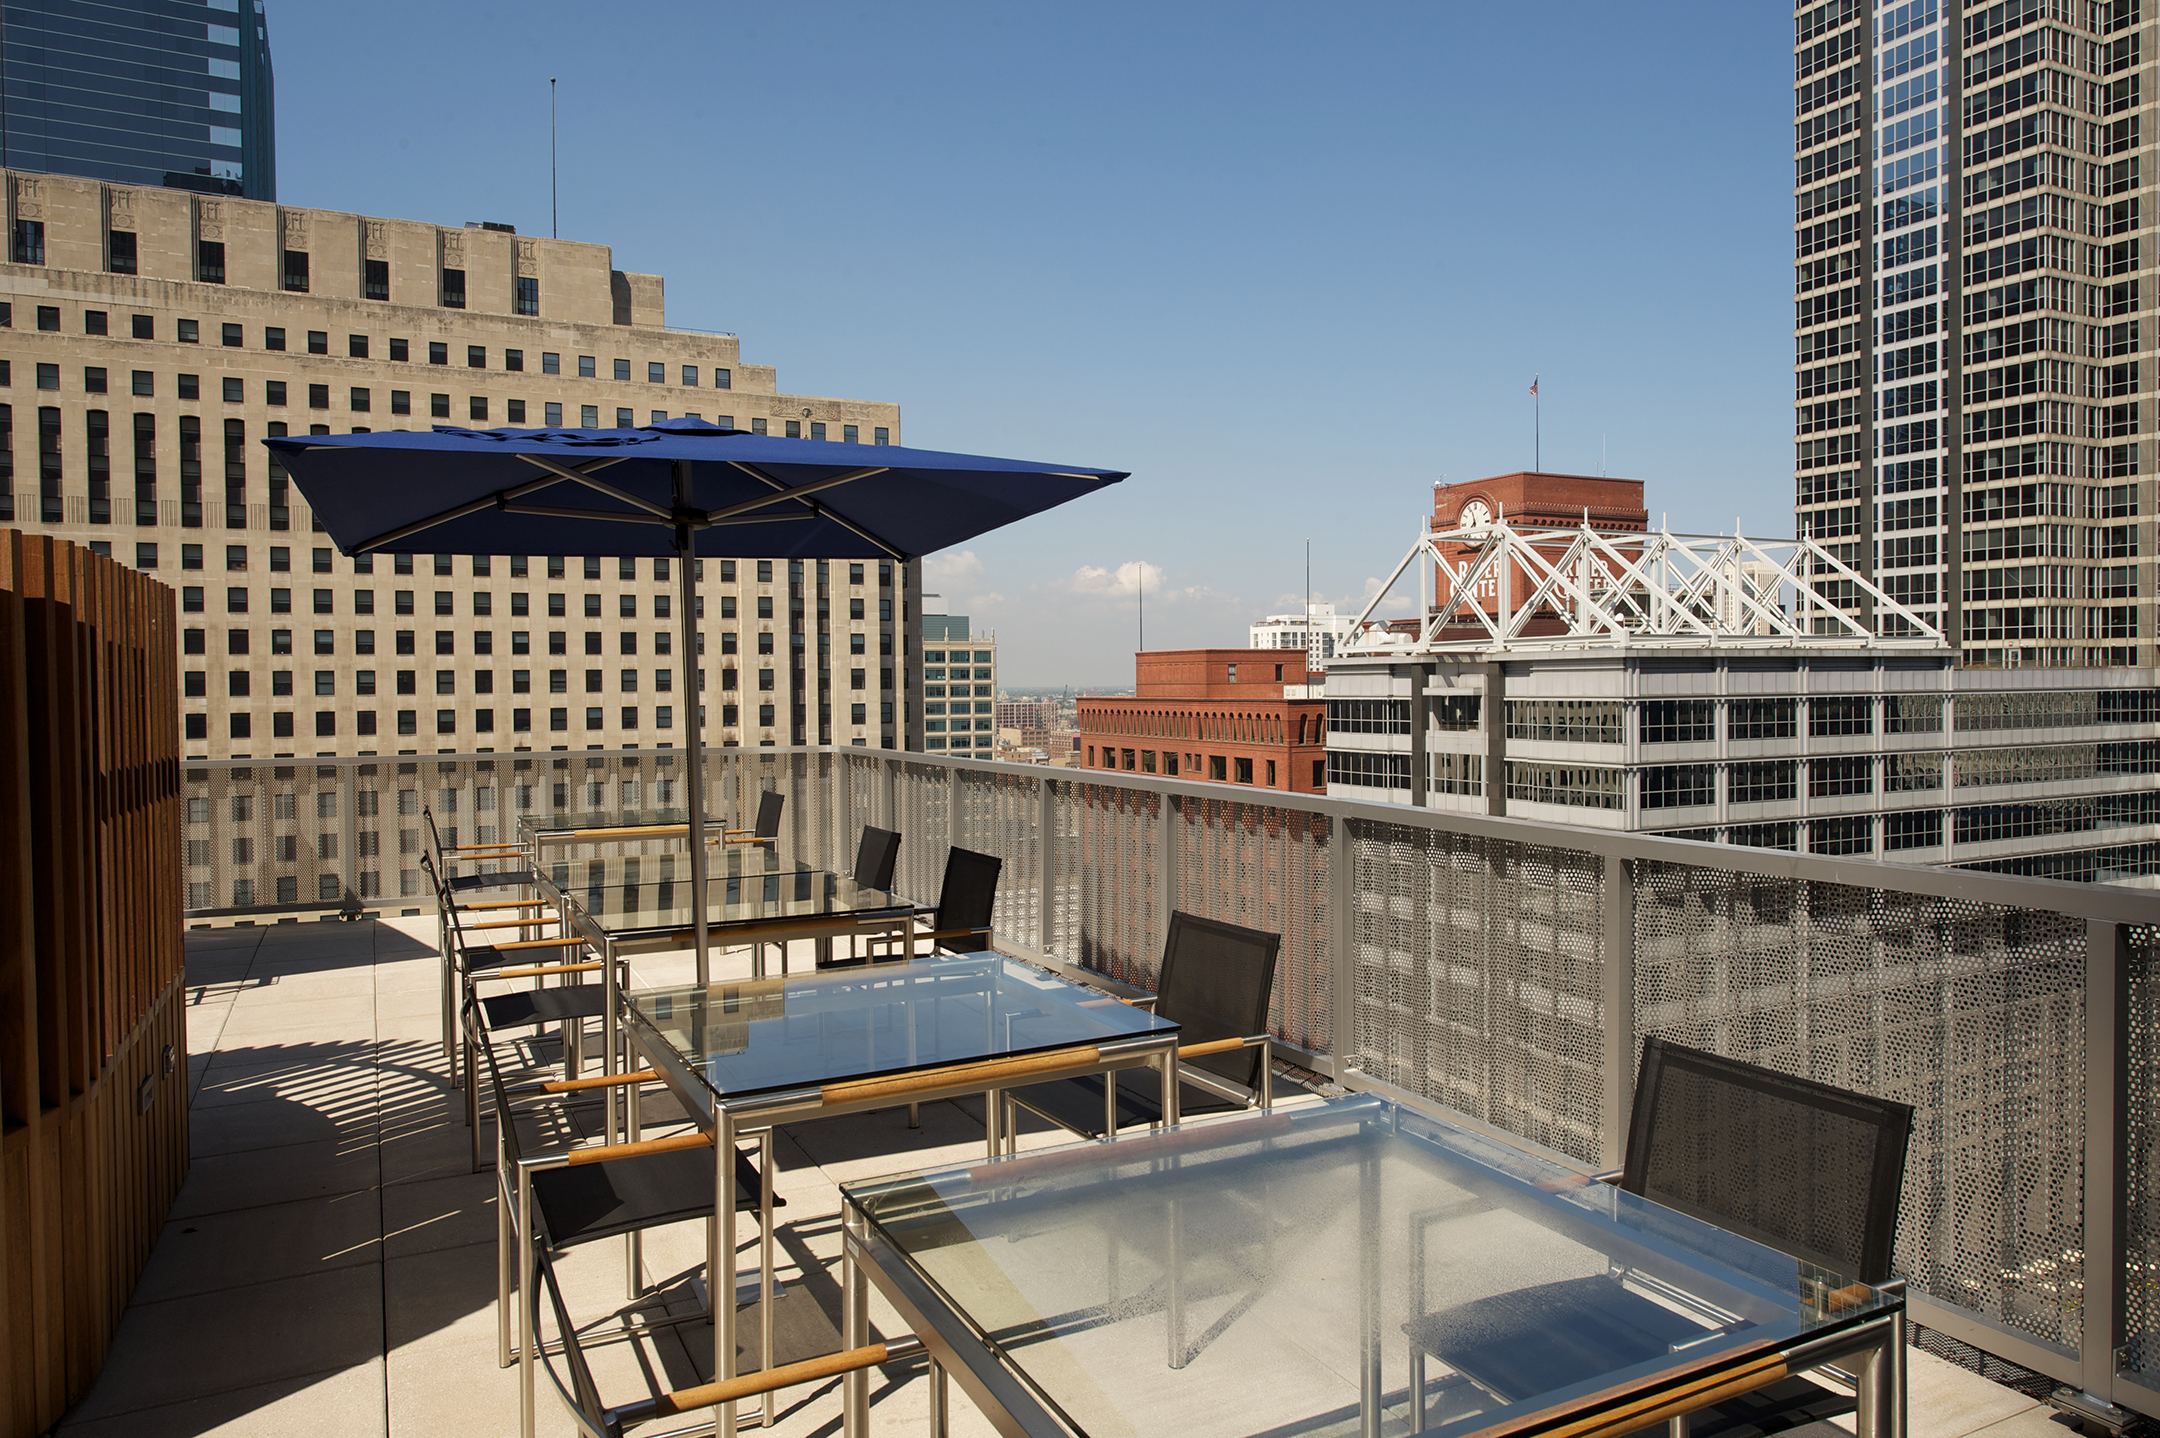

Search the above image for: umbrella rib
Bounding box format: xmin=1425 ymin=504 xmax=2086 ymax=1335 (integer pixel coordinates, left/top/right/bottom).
xmin=346 ymin=470 xmax=572 ymax=553
xmin=711 ymin=464 xmax=888 ymax=522
xmin=498 ymin=503 xmax=675 ymax=526
xmin=516 ymin=453 xmax=670 ymax=519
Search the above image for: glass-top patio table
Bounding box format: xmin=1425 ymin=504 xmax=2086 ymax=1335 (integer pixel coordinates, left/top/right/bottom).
xmin=623 ymin=953 xmax=1184 ymax=1434
xmin=515 ymin=806 xmax=738 ymax=854
xmin=839 ymin=1094 xmax=1906 ymax=1438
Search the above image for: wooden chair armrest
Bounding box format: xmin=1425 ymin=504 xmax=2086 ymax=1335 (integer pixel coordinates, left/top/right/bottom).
xmin=561 ymin=1130 xmax=712 ymax=1167
xmin=463 ymin=916 xmax=561 ymax=931
xmin=541 ymin=1069 xmax=659 ymax=1094
xmin=459 ymin=898 xmax=551 ymax=911
xmin=1178 ymin=1034 xmax=1268 ymax=1061
xmin=487 ymin=937 xmax=587 ymax=952
xmin=641 ymin=1344 xmax=898 ymax=1417
xmin=486 ymin=960 xmax=602 ymax=980
xmin=820 ymin=1045 xmax=1101 ymax=1108
xmin=444 ymin=844 xmax=527 ymax=858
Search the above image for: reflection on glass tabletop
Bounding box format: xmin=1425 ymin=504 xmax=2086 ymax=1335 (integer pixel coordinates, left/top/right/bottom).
xmin=566 ymin=868 xmax=910 ymax=936
xmin=844 ymin=1095 xmax=1898 ymax=1438
xmin=625 ymin=952 xmax=1178 ymax=1100
xmin=518 ymin=807 xmax=736 ymax=838
xmin=544 ymin=845 xmax=804 ymax=892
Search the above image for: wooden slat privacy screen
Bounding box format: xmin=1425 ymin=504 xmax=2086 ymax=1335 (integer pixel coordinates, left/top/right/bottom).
xmin=1 ymin=531 xmax=186 ymax=1438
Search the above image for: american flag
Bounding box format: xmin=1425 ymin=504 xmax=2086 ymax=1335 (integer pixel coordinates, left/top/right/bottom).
xmin=1529 ymin=376 xmax=1539 ymax=396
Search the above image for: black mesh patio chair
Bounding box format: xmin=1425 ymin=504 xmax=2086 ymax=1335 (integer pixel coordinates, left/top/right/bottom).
xmin=1401 ymin=1037 xmax=1914 ymax=1437
xmin=1003 ymin=910 xmax=1280 ymax=1142
xmin=423 ymin=852 xmax=584 ymax=1093
xmin=819 ymin=826 xmax=904 ymax=970
xmin=864 ymin=845 xmax=1000 ymax=959
xmin=712 ymin=789 xmax=784 ymax=847
xmin=423 ymin=803 xmax=539 ymax=891
xmin=477 ymin=1032 xmax=783 ymax=1438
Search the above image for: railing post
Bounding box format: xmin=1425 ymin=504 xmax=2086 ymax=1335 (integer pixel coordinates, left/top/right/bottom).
xmin=1601 ymin=852 xmax=1637 ymax=1172
xmin=1038 ymin=775 xmax=1055 ymax=956
xmin=1158 ymin=789 xmax=1179 ymax=948
xmin=341 ymin=756 xmax=359 ymax=908
xmin=1331 ymin=804 xmax=1357 ymax=1077
xmin=2082 ymin=917 xmax=2127 ymax=1404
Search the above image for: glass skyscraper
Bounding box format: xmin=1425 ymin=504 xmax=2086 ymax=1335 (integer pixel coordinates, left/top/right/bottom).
xmin=1 ymin=0 xmax=275 ymax=200
xmin=1792 ymin=0 xmax=2153 ymax=670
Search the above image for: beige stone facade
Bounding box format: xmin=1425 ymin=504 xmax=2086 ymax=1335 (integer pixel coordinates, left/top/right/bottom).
xmin=0 ymin=169 xmax=911 ymax=757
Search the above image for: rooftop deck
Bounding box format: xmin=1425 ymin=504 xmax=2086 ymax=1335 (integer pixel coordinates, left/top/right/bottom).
xmin=56 ymin=919 xmax=2084 ymax=1438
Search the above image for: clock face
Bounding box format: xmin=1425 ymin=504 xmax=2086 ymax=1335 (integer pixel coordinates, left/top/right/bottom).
xmin=1457 ymin=499 xmax=1493 ymax=531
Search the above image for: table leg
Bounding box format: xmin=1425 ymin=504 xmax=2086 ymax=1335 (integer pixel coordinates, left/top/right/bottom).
xmin=1668 ymin=1416 xmax=1686 ymax=1438
xmin=929 ymin=1358 xmax=949 ymax=1438
xmin=843 ymin=1207 xmax=871 ymax=1438
xmin=1855 ymin=1324 xmax=1894 ymax=1438
xmin=717 ymin=1108 xmax=739 ymax=1438
xmin=603 ymin=946 xmax=619 ymax=1146
xmin=983 ymin=1086 xmax=1002 ymax=1160
xmin=762 ymin=1127 xmax=777 ymax=1430
xmin=1167 ymin=1192 xmax=1187 ymax=1370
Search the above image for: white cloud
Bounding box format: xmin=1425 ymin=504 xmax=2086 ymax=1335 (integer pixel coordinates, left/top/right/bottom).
xmin=1065 ymin=560 xmax=1215 ymax=603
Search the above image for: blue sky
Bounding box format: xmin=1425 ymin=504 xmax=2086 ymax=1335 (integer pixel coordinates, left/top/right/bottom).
xmin=273 ymin=1 xmax=1795 ymax=686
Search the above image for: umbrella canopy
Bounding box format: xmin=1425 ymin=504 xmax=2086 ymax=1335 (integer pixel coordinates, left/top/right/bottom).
xmin=264 ymin=418 xmax=1127 ymax=560
xmin=263 ymin=418 xmax=1126 ymax=984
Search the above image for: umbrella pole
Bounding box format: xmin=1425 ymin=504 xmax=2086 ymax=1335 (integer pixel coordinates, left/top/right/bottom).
xmin=674 ymin=461 xmax=713 ymax=985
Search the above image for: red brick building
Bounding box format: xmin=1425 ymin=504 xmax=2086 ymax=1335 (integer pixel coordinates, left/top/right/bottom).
xmin=1078 ymin=648 xmax=1328 ymax=792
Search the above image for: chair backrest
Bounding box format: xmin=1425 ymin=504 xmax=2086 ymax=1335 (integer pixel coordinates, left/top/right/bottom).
xmin=853 ymin=825 xmax=900 ymax=893
xmin=1156 ymin=911 xmax=1281 ymax=1092
xmin=934 ymin=847 xmax=1001 ymax=951
xmin=469 ymin=1005 xmax=530 ymax=1172
xmin=420 ymin=804 xmax=447 ymax=863
xmin=750 ymin=789 xmax=785 ymax=839
xmin=1621 ymin=1037 xmax=1913 ymax=1284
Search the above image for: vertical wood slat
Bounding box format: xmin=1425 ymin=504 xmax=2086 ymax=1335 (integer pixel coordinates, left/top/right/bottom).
xmin=0 ymin=530 xmax=186 ymax=1438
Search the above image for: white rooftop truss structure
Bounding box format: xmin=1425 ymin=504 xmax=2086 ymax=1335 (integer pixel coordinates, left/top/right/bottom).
xmin=1345 ymin=517 xmax=1951 ymax=656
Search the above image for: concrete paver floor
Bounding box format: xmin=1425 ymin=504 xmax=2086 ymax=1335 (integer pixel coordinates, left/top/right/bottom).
xmin=54 ymin=918 xmax=2086 ymax=1438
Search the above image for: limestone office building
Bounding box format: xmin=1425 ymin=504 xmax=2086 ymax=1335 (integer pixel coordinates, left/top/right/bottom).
xmin=0 ymin=169 xmax=919 ymax=757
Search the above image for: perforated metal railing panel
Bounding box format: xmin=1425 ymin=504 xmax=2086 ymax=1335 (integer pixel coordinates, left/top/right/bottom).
xmin=1072 ymin=781 xmax=1161 ymax=989
xmin=955 ymin=768 xmax=1042 ymax=952
xmin=2127 ymin=922 xmax=2160 ymax=1386
xmin=1349 ymin=823 xmax=1607 ymax=1165
xmin=893 ymin=763 xmax=951 ymax=912
xmin=1173 ymin=796 xmax=1334 ymax=1057
xmin=1635 ymin=862 xmax=2088 ymax=1350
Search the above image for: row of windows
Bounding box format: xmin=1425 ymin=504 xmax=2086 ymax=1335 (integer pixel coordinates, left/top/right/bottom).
xmin=1 ymin=367 xmax=887 ymax=440
xmin=1 ymin=304 xmax=726 ymax=386
xmin=1496 ymin=696 xmax=1947 ymax=742
xmin=178 ymin=700 xmax=891 ymax=743
xmin=171 ymin=586 xmax=901 ymax=630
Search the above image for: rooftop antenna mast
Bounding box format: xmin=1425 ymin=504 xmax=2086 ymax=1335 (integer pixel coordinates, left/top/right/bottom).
xmin=1304 ymin=538 xmax=1311 ymax=673
xmin=550 ymin=78 xmax=558 ymax=240
xmin=1137 ymin=560 xmax=1144 ymax=653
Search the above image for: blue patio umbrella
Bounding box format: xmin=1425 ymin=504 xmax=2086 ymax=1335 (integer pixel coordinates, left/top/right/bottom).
xmin=265 ymin=418 xmax=1126 ymax=977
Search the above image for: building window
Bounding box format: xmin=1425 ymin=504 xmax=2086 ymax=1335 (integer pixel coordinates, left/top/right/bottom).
xmin=1641 ymin=764 xmax=1716 ymax=809
xmin=1728 ymin=698 xmax=1797 ymax=740
xmin=131 ymin=313 xmax=154 ymax=339
xmin=844 ymin=424 xmax=858 ymax=443
xmin=107 ymin=231 xmax=136 ymax=274
xmin=615 ymin=408 xmax=632 ymax=427
xmin=282 ymin=250 xmax=309 ymax=292
xmin=1809 ymin=697 xmax=1875 ymax=736
xmin=441 ymin=269 xmax=466 ymax=308
xmin=308 ymin=384 xmax=329 ymax=410
xmin=469 ymin=397 xmax=488 ymax=422
xmin=12 ymin=220 xmax=45 ymax=265
xmin=786 ymin=420 xmax=801 ymax=438
xmin=349 ymin=387 xmax=371 ymax=413
xmin=507 ymin=399 xmax=525 ymax=423
xmin=1811 ymin=816 xmax=1877 ymax=855
xmin=1327 ymin=751 xmax=1414 ymax=790
xmin=580 ymin=405 xmax=599 ymax=427
xmin=613 ymin=359 xmax=631 ymax=381
xmin=365 ymin=258 xmax=389 ymax=300
xmin=196 ymin=241 xmax=224 ymax=283
xmin=648 ymin=362 xmax=665 ymax=384
xmin=86 ymin=368 xmax=109 ymax=394
xmin=431 ymin=394 xmax=450 ymax=418
xmin=545 ymin=402 xmax=562 ymax=426
xmin=874 ymin=427 xmax=890 ymax=445
xmin=177 ymin=319 xmax=198 ymax=343
xmin=751 ymin=418 xmax=767 ymax=435
xmin=515 ymin=276 xmax=539 ymax=315
xmin=307 ymin=330 xmax=328 ymax=355
xmin=578 ymin=355 xmax=596 ymax=378
xmin=84 ymin=309 xmax=107 ymax=335
xmin=1640 ymin=700 xmax=1715 ymax=745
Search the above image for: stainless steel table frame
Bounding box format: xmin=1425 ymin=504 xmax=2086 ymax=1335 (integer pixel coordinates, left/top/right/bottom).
xmin=839 ymin=1095 xmax=1908 ymax=1438
xmin=623 ymin=957 xmax=1186 ymax=1438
